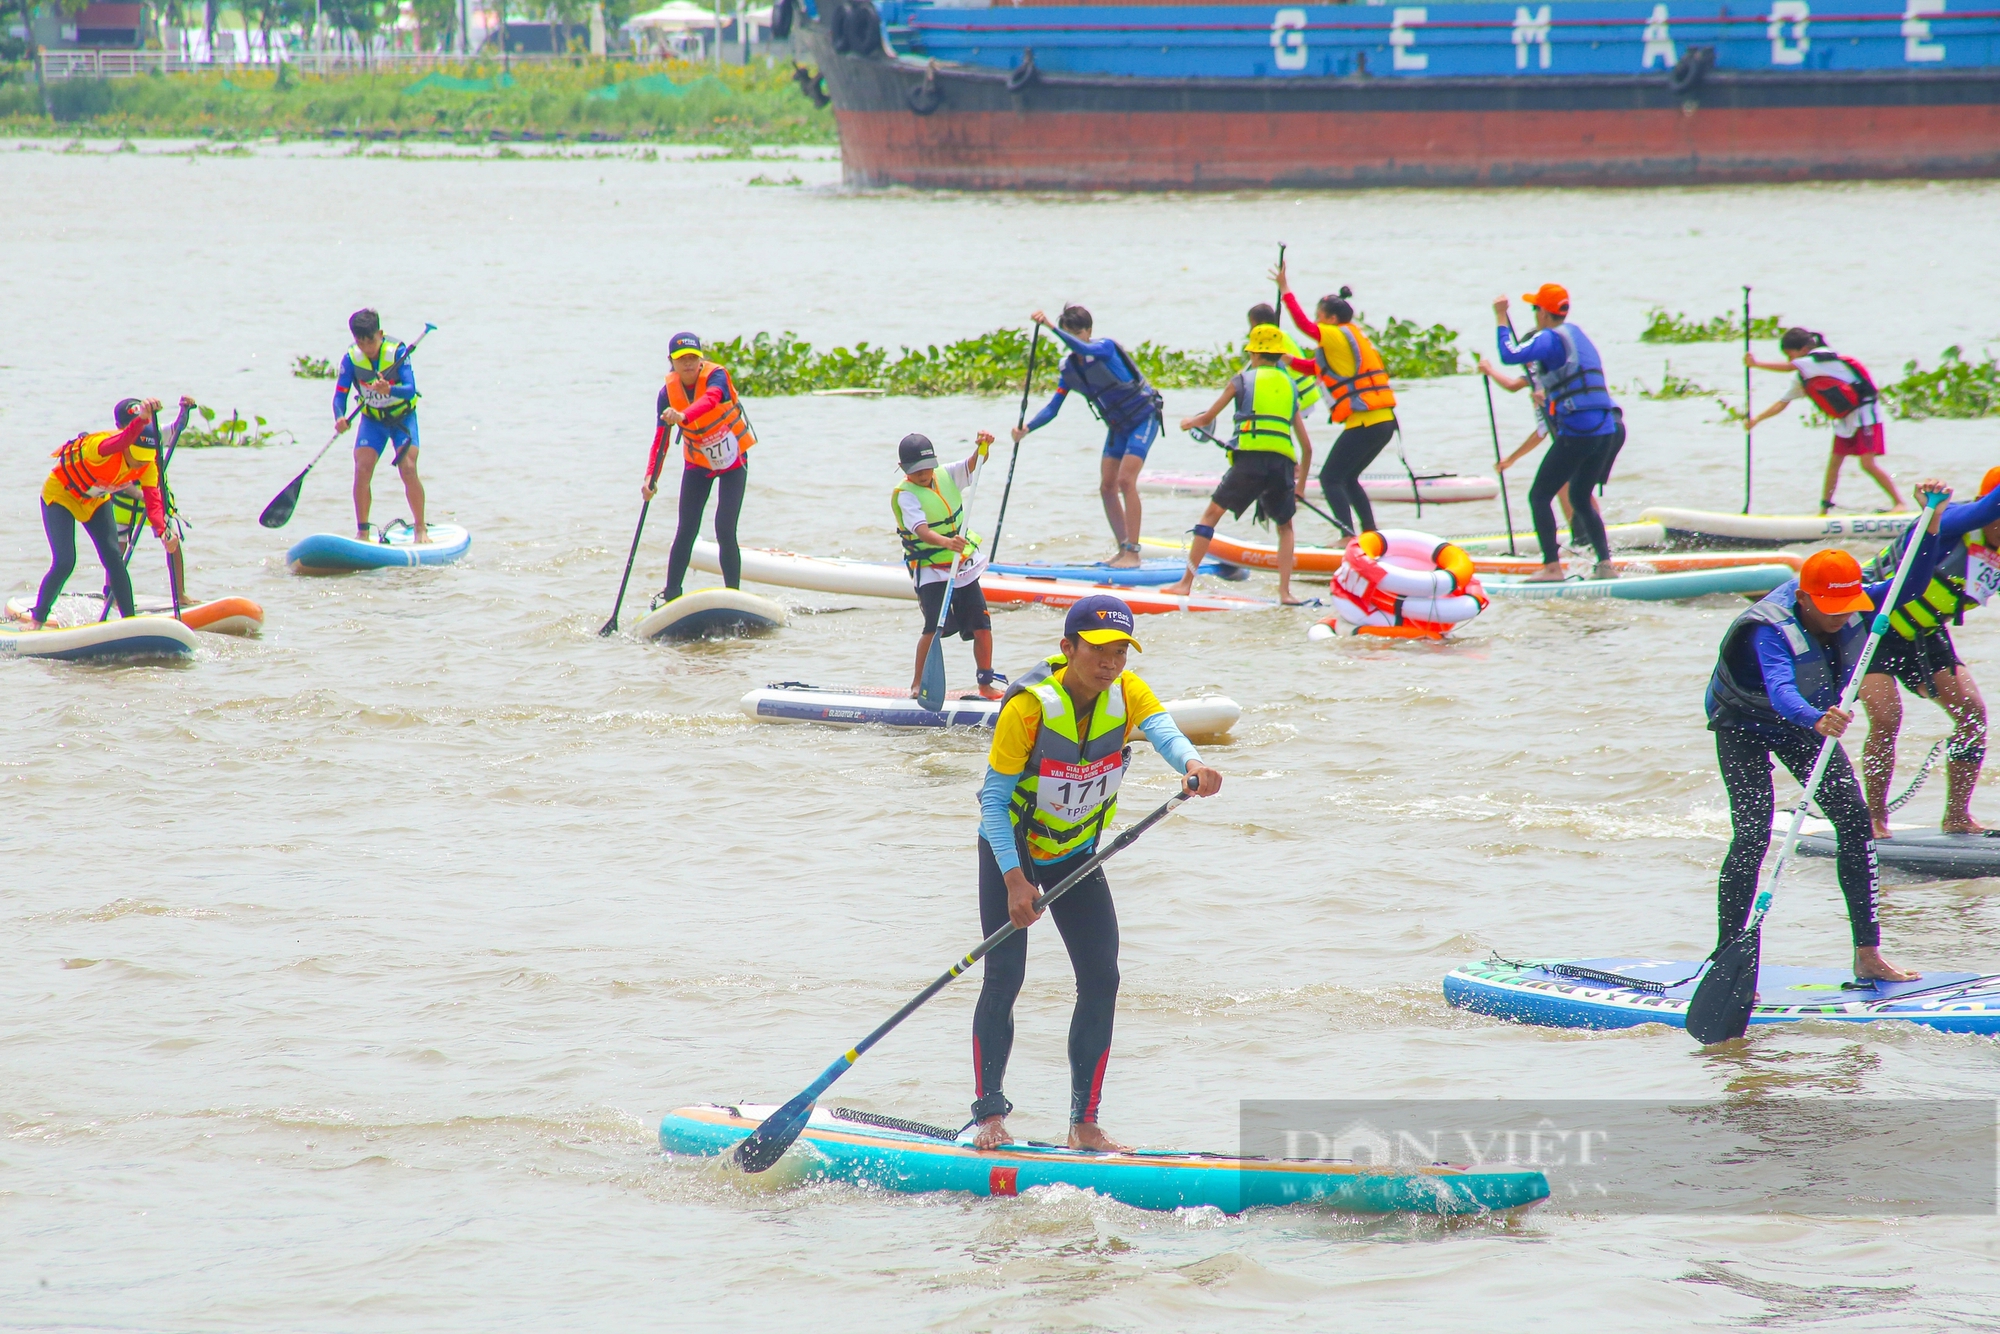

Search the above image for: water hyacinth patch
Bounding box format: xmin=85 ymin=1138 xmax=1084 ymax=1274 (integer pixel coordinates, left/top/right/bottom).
xmin=180 ymin=406 xmax=291 ymax=448
xmin=1882 ymin=346 xmax=2000 ymax=420
xmin=292 ymin=354 xmax=336 ymax=380
xmin=1640 ymin=308 xmax=1784 ymax=343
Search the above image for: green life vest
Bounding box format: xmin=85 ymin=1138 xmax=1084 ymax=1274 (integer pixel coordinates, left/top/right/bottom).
xmin=346 ymin=340 xmax=416 ymax=422
xmin=892 ymin=468 xmax=979 ymax=571
xmin=1871 ymin=537 xmax=1979 ymax=640
xmin=1230 ymin=364 xmax=1299 ymax=461
xmin=1001 ymin=655 xmax=1132 ymax=864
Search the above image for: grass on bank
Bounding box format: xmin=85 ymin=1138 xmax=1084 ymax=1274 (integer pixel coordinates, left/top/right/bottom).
xmin=713 ymin=319 xmax=1467 ymax=398
xmin=0 ymin=61 xmax=834 ymax=143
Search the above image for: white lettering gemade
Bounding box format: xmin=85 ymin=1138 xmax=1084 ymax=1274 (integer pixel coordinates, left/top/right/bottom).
xmin=1642 ymin=4 xmax=1677 ymax=68
xmin=1037 ymin=753 xmax=1124 ymax=825
xmin=1768 ymin=0 xmax=1810 ymax=65
xmin=1392 ymin=8 xmax=1428 ymax=70
xmin=1514 ymin=5 xmax=1551 ymax=68
xmin=1903 ymin=0 xmax=1945 ymax=61
xmin=1271 ymin=8 xmax=1308 ymax=70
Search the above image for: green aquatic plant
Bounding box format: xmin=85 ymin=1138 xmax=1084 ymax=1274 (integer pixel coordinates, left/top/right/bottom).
xmin=180 ymin=405 xmax=291 ymax=449
xmin=292 ymin=353 xmax=336 ymax=380
xmin=1882 ymin=346 xmax=2000 ymax=420
xmin=1640 ymin=307 xmax=1784 ymax=343
xmin=746 ymin=171 xmax=802 ymax=186
xmin=1638 ymin=362 xmax=1718 ymax=400
xmin=1366 ymin=315 xmax=1465 ymax=378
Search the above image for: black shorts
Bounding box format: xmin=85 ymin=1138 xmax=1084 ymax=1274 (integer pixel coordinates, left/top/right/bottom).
xmin=1869 ymin=626 xmax=1963 ymax=698
xmin=1211 ymin=450 xmax=1298 ymax=527
xmin=916 ymin=576 xmax=990 ymax=638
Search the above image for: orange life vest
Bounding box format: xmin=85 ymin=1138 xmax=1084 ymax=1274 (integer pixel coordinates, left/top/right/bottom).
xmin=665 ymin=360 xmax=755 ymax=471
xmin=1314 ymin=323 xmax=1397 ymax=425
xmin=50 ymin=428 xmax=156 ymax=503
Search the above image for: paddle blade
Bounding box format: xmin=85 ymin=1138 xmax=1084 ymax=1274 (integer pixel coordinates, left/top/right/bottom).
xmin=1686 ymin=931 xmax=1761 ymax=1045
xmin=597 ymin=617 xmax=620 ymax=637
xmin=917 ymin=633 xmax=945 ymax=711
xmin=733 ymin=1090 xmax=818 ymax=1173
xmin=259 ymin=471 xmax=308 ymax=529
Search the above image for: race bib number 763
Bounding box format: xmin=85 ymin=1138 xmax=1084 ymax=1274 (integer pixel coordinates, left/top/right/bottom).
xmin=1967 ymin=547 xmax=2000 ymax=605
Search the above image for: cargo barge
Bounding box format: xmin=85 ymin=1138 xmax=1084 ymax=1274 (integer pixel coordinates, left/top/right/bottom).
xmin=778 ymin=0 xmax=2000 ymax=188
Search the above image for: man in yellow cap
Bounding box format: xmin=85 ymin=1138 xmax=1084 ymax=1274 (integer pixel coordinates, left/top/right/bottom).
xmin=969 ymin=594 xmax=1223 ymax=1154
xmin=1854 ymin=468 xmax=2000 ymax=835
xmin=1705 ymin=479 xmax=1951 ymax=983
xmin=1161 ymin=325 xmax=1313 ymax=604
xmin=1493 ymin=284 xmax=1623 ymax=581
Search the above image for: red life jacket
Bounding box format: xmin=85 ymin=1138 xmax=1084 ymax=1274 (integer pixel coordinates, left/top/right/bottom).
xmin=1796 ymin=350 xmax=1878 ymax=419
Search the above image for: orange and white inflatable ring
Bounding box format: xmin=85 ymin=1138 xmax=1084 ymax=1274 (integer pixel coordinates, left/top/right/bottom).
xmin=1311 ymin=529 xmax=1489 ymax=640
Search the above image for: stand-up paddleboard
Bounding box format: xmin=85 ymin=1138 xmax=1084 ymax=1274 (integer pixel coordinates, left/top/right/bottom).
xmin=986 ymin=557 xmax=1240 ymax=586
xmin=688 ymin=542 xmax=1274 ymax=614
xmin=1140 ymin=470 xmax=1497 ymax=504
xmin=1641 ymin=507 xmax=1919 ymax=550
xmin=1441 ymin=523 xmax=1666 ymax=555
xmin=0 ymin=614 xmax=198 ymax=663
xmin=1203 ymin=533 xmax=1800 ymax=577
xmin=8 ymin=593 xmax=264 ymax=637
xmin=1790 ymin=816 xmax=2000 ymax=880
xmin=659 ymin=1104 xmax=1549 ymax=1215
xmin=740 ymin=682 xmax=1242 ymax=736
xmin=634 ymin=588 xmax=787 ymax=642
xmin=286 ymin=523 xmax=471 ymax=574
xmin=1481 ymin=565 xmax=1793 ymax=601
xmin=1443 ymin=956 xmax=2000 ymax=1035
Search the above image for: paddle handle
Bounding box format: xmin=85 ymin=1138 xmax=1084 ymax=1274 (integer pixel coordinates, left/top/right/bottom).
xmin=1482 ymin=375 xmax=1517 ymax=556
xmin=1742 ymin=286 xmax=1754 ymax=515
xmin=989 ymin=324 xmax=1041 ymax=564
xmin=1752 ymin=493 xmax=1947 ymax=934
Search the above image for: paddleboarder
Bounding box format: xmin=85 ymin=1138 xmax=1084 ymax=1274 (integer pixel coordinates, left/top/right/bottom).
xmin=895 ymin=431 xmax=1004 ymax=700
xmin=1246 ymin=301 xmax=1324 ymax=422
xmin=1744 ymin=328 xmax=1905 ymax=515
xmin=645 ymin=332 xmax=756 ymax=608
xmin=1855 ymin=469 xmax=2000 ymax=837
xmin=971 ymin=594 xmax=1223 ymax=1152
xmin=1704 ymin=479 xmax=1952 ymax=984
xmin=1272 ymin=264 xmax=1399 ymax=537
xmin=333 ymin=308 xmax=428 ymax=544
xmin=30 ymin=397 xmax=184 ymax=629
xmin=1493 ymin=286 xmax=1622 ymax=582
xmin=1161 ymin=326 xmax=1313 ymax=604
xmin=1475 ymin=356 xmax=1620 ymax=535
xmin=1009 ymin=307 xmax=1165 ymax=569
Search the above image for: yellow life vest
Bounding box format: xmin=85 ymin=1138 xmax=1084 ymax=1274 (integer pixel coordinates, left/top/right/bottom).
xmin=1003 ymin=657 xmax=1133 ymax=864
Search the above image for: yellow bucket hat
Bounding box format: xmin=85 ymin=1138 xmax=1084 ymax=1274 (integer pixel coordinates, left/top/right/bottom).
xmin=1245 ymin=324 xmax=1291 ymax=356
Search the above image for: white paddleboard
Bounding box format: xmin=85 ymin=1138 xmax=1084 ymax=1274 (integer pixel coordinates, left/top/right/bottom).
xmin=740 ymin=683 xmax=1242 ymax=737
xmin=634 ymin=588 xmax=787 ymax=641
xmin=0 ymin=615 xmax=198 ymax=662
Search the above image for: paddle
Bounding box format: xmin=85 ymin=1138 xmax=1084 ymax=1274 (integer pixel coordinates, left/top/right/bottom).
xmin=733 ymin=784 xmax=1197 ymax=1173
xmin=600 ymin=427 xmax=674 ymax=636
xmin=1186 ymin=426 xmax=1352 ymax=539
xmin=1741 ymin=286 xmax=1754 ymax=515
xmin=1685 ymin=488 xmax=1948 ymax=1046
xmin=988 ymin=324 xmax=1041 ymax=565
xmin=260 ymin=323 xmax=435 ymax=530
xmin=917 ymin=434 xmax=993 ymax=711
xmin=1481 ymin=376 xmax=1519 ymax=555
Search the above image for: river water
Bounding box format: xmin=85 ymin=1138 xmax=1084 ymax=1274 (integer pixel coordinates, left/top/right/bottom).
xmin=5 ymin=141 xmax=1999 ymax=1331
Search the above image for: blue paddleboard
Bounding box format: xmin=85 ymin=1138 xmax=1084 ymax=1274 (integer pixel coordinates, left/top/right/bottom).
xmin=1444 ymin=957 xmax=2000 ymax=1035
xmin=287 ymin=523 xmax=471 ymax=574
xmin=660 ymin=1104 xmax=1547 ymax=1214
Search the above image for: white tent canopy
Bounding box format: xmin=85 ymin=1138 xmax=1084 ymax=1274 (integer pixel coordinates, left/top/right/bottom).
xmin=624 ymin=1 xmax=772 ymax=31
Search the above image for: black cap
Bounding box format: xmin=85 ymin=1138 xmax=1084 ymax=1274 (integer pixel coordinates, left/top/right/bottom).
xmin=898 ymin=433 xmax=939 ymax=473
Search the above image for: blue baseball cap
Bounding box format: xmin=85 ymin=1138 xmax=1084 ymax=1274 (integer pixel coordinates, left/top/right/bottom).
xmin=1063 ymin=594 xmax=1142 ymax=650
xmin=668 ymin=331 xmax=703 ymax=360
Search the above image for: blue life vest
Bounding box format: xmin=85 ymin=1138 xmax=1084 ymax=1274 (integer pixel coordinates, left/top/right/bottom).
xmin=1063 ymin=342 xmax=1164 ymax=433
xmin=1705 ymin=582 xmax=1868 ymax=734
xmin=1531 ymin=323 xmax=1617 ymax=430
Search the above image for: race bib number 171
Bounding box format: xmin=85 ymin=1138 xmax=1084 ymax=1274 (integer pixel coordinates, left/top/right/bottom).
xmin=1037 ymin=753 xmax=1124 ymax=824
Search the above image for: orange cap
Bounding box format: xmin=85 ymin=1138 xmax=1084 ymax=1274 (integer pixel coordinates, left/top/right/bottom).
xmin=1980 ymin=465 xmax=2000 ymax=497
xmin=1799 ymin=549 xmax=1874 ymax=615
xmin=1522 ymin=283 xmax=1570 ymax=316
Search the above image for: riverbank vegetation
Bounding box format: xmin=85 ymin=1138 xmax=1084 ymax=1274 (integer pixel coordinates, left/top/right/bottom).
xmin=0 ymin=61 xmax=833 ymax=143
xmin=716 ymin=319 xmax=1467 ymax=398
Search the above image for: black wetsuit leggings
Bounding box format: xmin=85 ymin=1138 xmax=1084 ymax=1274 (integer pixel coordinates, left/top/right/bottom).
xmin=36 ymin=500 xmax=133 ymax=625
xmin=1317 ymin=419 xmax=1398 ymax=535
xmin=662 ymin=462 xmax=746 ymax=603
xmin=971 ymin=835 xmax=1120 ymax=1126
xmin=1715 ymin=726 xmax=1880 ymax=950
xmin=1529 ymin=433 xmax=1612 ymax=565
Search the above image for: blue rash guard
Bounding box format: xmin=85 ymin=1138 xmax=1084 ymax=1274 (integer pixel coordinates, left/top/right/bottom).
xmin=1893 ymin=485 xmax=2000 ymax=557
xmin=1496 ymin=326 xmax=1617 ymax=437
xmin=1730 ymin=532 xmax=1944 ymax=736
xmin=333 ymin=352 xmax=417 ymax=421
xmin=978 ymin=712 xmax=1199 ymax=874
xmin=1024 ymin=326 xmax=1136 ymax=432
